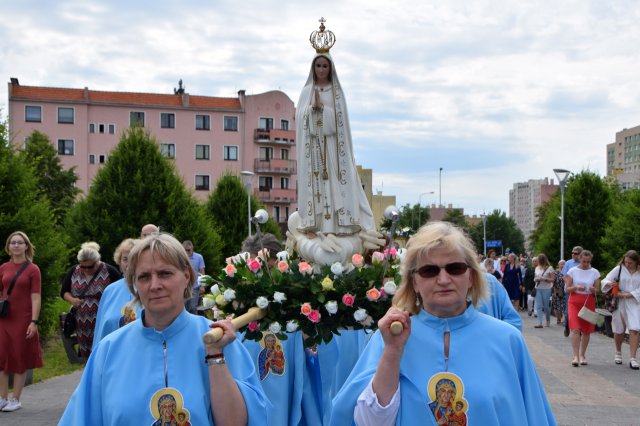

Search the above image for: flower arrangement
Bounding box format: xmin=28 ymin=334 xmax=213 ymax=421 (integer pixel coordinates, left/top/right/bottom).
xmin=201 ymin=247 xmax=405 ymax=347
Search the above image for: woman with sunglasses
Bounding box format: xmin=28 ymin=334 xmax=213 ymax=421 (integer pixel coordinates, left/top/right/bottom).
xmin=331 ymin=222 xmax=555 ymax=425
xmin=60 ymin=242 xmax=121 ymax=358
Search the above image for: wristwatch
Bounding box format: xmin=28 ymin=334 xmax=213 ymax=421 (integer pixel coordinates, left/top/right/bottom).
xmin=31 ymin=319 xmax=39 ymax=325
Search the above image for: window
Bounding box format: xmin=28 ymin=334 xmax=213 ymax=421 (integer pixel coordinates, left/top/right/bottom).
xmin=195 ymin=144 xmax=210 ymax=160
xmin=281 ymin=177 xmax=289 ymax=189
xmin=57 ymin=139 xmax=74 ymax=155
xmin=224 ymin=116 xmax=238 ymax=131
xmin=281 ymin=148 xmax=289 ymax=160
xmin=259 ymin=117 xmax=274 ymax=130
xmin=99 ymin=154 xmax=106 ymax=164
xmin=130 ymin=111 xmax=145 ymax=127
xmin=89 ymin=123 xmax=95 ymax=133
xmin=281 ymin=120 xmax=289 ymax=130
xmin=89 ymin=154 xmax=95 ymax=164
xmin=160 ymin=143 xmax=176 ymax=158
xmin=161 ymin=113 xmax=176 ymax=129
xmin=273 ymin=206 xmax=281 ymax=223
xmin=259 ymin=176 xmax=273 ymax=191
xmin=196 ymin=114 xmax=210 ymax=130
xmin=259 ymin=147 xmax=273 ymax=161
xmin=108 ymin=124 xmax=116 ymax=134
xmin=195 ymin=175 xmax=210 ymax=191
xmin=223 ymin=146 xmax=238 ymax=161
xmin=58 ymin=107 xmax=74 ymax=124
xmin=25 ymin=105 xmax=42 ymax=122
xmin=285 ymin=206 xmax=289 ymax=220
xmin=99 ymin=123 xmax=105 ymax=134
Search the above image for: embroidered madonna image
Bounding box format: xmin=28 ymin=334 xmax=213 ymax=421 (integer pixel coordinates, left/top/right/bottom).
xmin=257 ymin=333 xmax=285 ymax=380
xmin=427 ymin=373 xmax=468 ymax=426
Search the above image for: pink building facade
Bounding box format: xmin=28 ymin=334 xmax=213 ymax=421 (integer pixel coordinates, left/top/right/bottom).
xmin=7 ymin=79 xmax=297 ymax=230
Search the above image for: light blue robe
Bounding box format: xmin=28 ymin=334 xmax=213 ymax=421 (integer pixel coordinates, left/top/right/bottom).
xmin=312 ymin=329 xmax=372 ymax=424
xmin=92 ymin=278 xmax=141 ymax=350
xmin=59 ymin=309 xmax=270 ymax=425
xmin=240 ymin=331 xmax=321 ymax=426
xmin=478 ymin=272 xmax=522 ymax=330
xmin=330 ymin=305 xmax=556 ymax=426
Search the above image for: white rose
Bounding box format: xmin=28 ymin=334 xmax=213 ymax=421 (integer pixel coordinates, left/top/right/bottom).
xmin=330 ymin=262 xmax=344 ymax=276
xmin=210 ymin=284 xmax=221 ymax=296
xmin=256 ymin=296 xmax=269 ymax=309
xmin=396 ymin=248 xmax=407 ymax=263
xmin=276 ymin=251 xmax=289 ymax=261
xmin=269 ymin=322 xmax=282 ymax=334
xmin=325 ymin=300 xmax=338 ymax=315
xmin=353 ymin=308 xmax=368 ymax=322
xmin=202 ymin=295 xmax=215 ymax=308
xmin=223 ymin=289 xmax=236 ymax=301
xmin=286 ymin=320 xmax=299 ymax=332
xmin=235 ymin=252 xmax=251 ymax=263
xmin=383 ymin=280 xmax=397 ymax=295
xmin=273 ymin=291 xmax=287 ymax=303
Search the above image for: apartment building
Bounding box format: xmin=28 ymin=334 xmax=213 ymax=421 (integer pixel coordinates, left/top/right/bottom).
xmin=7 ymin=78 xmax=297 ymax=230
xmin=509 ymin=177 xmax=558 ymax=247
xmin=607 ymin=124 xmax=640 ymax=189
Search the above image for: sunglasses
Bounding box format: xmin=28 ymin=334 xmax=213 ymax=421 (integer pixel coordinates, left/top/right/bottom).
xmin=413 ymin=262 xmax=469 ymax=278
xmin=80 ymin=263 xmax=96 ymax=270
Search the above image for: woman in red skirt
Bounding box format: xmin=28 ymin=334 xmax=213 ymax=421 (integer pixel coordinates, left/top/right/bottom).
xmin=564 ymin=250 xmax=601 ymax=367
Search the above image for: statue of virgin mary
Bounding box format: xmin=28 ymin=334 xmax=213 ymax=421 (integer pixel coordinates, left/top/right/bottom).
xmin=287 ymin=19 xmax=384 ymax=265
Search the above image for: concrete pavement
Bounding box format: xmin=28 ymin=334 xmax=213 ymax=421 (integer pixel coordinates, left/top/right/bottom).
xmin=1 ymin=311 xmax=639 ymax=425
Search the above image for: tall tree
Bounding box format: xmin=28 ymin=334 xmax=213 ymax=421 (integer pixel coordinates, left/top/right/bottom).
xmin=65 ymin=127 xmax=223 ymax=269
xmin=530 ymin=171 xmax=612 ymax=269
xmin=600 ymin=188 xmax=640 ymax=267
xmin=442 ymin=209 xmax=468 ymax=229
xmin=0 ymin=121 xmax=69 ymax=337
xmin=468 ymin=209 xmax=525 ymax=256
xmin=207 ymin=173 xmax=281 ymax=259
xmin=20 ymin=130 xmax=80 ymax=225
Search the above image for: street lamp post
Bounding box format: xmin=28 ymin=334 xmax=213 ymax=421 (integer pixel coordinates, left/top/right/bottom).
xmin=240 ymin=171 xmax=255 ymax=238
xmin=417 ymin=191 xmax=435 ymax=229
xmin=439 ymin=167 xmax=443 ymax=207
xmin=553 ymin=168 xmax=571 ymax=261
xmin=481 ymin=213 xmax=487 ymax=257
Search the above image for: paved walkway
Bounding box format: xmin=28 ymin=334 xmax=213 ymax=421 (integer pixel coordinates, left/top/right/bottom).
xmin=2 ymin=311 xmax=639 ymax=425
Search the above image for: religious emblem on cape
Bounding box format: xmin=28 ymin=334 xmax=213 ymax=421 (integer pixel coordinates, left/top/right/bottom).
xmin=426 ymin=372 xmax=469 ymax=426
xmin=257 ymin=333 xmax=286 ymax=380
xmin=149 ymin=387 xmax=191 ymax=426
xmin=118 ymin=302 xmax=137 ymax=328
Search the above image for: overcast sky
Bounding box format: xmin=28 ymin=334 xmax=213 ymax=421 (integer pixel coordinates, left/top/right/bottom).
xmin=2 ymin=0 xmax=639 ymax=216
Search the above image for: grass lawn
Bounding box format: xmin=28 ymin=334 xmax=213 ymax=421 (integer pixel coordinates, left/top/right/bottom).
xmin=32 ymin=336 xmax=84 ymax=384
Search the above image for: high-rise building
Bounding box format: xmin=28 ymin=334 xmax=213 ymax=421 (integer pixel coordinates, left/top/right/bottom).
xmin=7 ymin=79 xmax=297 ymax=232
xmin=509 ymin=178 xmax=558 ymax=247
xmin=607 ymin=124 xmax=640 ymax=189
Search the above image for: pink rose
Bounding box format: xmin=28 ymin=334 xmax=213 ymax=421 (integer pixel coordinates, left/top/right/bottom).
xmin=247 ymin=321 xmax=260 ymax=332
xmin=301 ymin=303 xmax=312 ymax=316
xmin=342 ymin=293 xmax=355 ymax=307
xmin=257 ymin=248 xmax=269 ymax=260
xmin=298 ymin=261 xmax=312 ymax=275
xmin=384 ymin=247 xmax=397 ymax=257
xmin=223 ymin=263 xmax=237 ymax=277
xmin=277 ymin=260 xmax=289 ymax=273
xmin=366 ymin=288 xmax=381 ymax=301
xmin=248 ymin=258 xmax=261 ymax=273
xmin=307 ymin=309 xmax=321 ymax=323
xmin=351 ymin=253 xmax=364 ymax=268
xmin=371 ymin=251 xmax=385 ymax=264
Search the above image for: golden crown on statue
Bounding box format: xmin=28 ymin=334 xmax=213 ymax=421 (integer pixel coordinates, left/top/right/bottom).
xmin=309 ymin=17 xmax=336 ymax=53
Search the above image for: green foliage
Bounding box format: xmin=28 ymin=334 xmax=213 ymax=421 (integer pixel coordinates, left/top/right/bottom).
xmin=530 ymin=171 xmax=613 ymax=269
xmin=206 ymin=173 xmax=281 ymax=260
xmin=64 ymin=127 xmax=223 ymax=270
xmin=0 ymin=122 xmax=69 ymax=338
xmin=20 ymin=131 xmax=80 ymax=225
xmin=380 ymin=203 xmax=429 ymax=235
xmin=600 ymin=188 xmax=640 ymax=267
xmin=442 ymin=209 xmax=468 ymax=229
xmin=468 ymin=210 xmax=525 ymax=255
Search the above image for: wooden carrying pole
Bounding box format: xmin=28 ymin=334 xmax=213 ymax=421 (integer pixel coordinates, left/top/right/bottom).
xmin=202 ymin=307 xmax=267 ymax=345
xmin=390 ymin=321 xmax=403 ymax=336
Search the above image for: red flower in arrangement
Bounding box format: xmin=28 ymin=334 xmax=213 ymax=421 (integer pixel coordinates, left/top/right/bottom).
xmin=342 ymin=293 xmax=355 ymax=307
xmin=307 ymin=310 xmax=321 ymax=323
xmin=247 ymin=321 xmax=260 ymax=332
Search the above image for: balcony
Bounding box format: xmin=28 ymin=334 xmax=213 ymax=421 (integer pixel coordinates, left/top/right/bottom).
xmin=254 ymin=128 xmax=295 ymax=145
xmin=255 ymin=188 xmax=297 ymax=204
xmin=254 ymin=158 xmax=297 ymax=174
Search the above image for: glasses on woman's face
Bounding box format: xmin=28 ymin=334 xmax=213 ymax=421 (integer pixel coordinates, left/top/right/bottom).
xmin=80 ymin=262 xmax=96 ymax=270
xmin=413 ymin=262 xmax=469 ymax=279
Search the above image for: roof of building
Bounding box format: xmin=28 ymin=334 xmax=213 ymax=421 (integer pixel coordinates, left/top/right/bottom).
xmin=10 ymin=84 xmax=242 ymax=110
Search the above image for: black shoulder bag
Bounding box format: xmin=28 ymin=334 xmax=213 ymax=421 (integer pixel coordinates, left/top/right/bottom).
xmin=0 ymin=261 xmax=31 ymax=318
